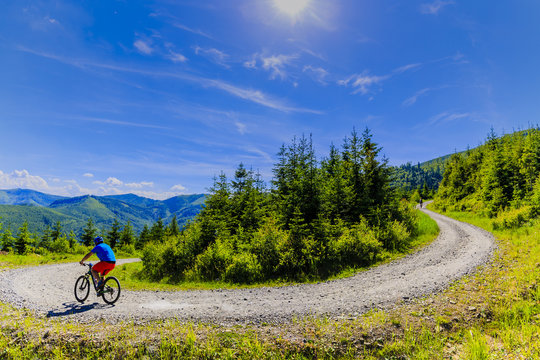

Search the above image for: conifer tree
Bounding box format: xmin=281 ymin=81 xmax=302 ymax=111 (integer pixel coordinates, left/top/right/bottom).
xmin=68 ymin=230 xmax=77 ymax=249
xmin=167 ymin=215 xmax=180 ymax=237
xmin=81 ymin=218 xmax=97 ymax=247
xmin=40 ymin=225 xmax=52 ymax=250
xmin=120 ymin=220 xmax=135 ymax=247
xmin=150 ymin=218 xmax=165 ymax=243
xmin=50 ymin=221 xmax=63 ymax=242
xmin=137 ymin=224 xmax=151 ymax=249
xmin=107 ymin=219 xmax=121 ymax=248
xmin=15 ymin=221 xmax=30 ymax=255
xmin=1 ymin=228 xmax=14 ymax=252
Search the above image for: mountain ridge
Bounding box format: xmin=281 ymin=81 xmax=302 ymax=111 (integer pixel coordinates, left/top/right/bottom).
xmin=0 ymin=189 xmax=206 ymax=236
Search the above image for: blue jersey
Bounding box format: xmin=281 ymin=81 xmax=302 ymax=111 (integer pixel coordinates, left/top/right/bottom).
xmin=91 ymin=243 xmax=116 ymax=262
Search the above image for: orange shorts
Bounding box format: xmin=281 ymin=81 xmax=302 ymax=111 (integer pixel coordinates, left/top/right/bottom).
xmin=93 ymin=261 xmax=116 ymax=276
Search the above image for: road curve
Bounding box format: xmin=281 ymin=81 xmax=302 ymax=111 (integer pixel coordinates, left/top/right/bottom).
xmin=0 ymin=208 xmax=495 ymax=324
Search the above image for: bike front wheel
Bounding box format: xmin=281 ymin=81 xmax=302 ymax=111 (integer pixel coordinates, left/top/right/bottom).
xmin=74 ymin=275 xmax=90 ymax=303
xmin=101 ymin=276 xmax=121 ymax=305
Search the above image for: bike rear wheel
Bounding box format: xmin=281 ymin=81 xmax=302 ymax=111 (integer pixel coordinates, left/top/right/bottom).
xmin=74 ymin=275 xmax=90 ymax=303
xmin=101 ymin=276 xmax=121 ymax=304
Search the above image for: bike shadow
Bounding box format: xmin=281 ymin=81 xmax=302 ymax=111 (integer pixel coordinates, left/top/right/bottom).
xmin=47 ymin=301 xmax=115 ymax=318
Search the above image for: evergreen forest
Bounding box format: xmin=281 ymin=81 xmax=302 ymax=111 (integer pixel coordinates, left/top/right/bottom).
xmin=434 ymin=127 xmax=540 ymax=228
xmin=141 ymin=129 xmax=420 ymax=284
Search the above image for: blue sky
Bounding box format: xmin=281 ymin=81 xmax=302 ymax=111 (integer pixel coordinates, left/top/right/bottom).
xmin=1 ymin=0 xmax=539 ymax=199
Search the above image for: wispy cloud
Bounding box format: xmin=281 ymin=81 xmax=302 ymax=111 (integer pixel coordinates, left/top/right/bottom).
xmin=260 ymin=54 xmax=298 ymax=80
xmin=173 ymin=23 xmax=213 ymax=39
xmin=17 ymin=46 xmax=321 ymax=114
xmin=193 ymin=46 xmax=229 ymax=68
xmin=244 ymin=53 xmax=298 ymax=80
xmin=303 ymin=65 xmax=329 ymax=85
xmin=428 ymin=111 xmax=471 ymax=125
xmin=420 ymin=0 xmax=455 ymax=15
xmin=167 ymin=51 xmax=188 ymax=63
xmin=83 ymin=173 xmax=94 ymax=178
xmin=339 ymin=62 xmax=425 ymax=96
xmin=70 ymin=115 xmax=171 ymax=130
xmin=338 ymin=72 xmax=389 ymax=95
xmin=134 ymin=39 xmax=154 ymax=55
xmin=402 ymin=88 xmax=433 ymax=106
xmin=204 ymin=79 xmax=322 ymax=114
xmin=393 ymin=63 xmax=422 ymax=74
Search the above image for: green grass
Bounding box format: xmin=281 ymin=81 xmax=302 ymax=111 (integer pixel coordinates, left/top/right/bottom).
xmin=115 ymin=209 xmax=440 ymax=291
xmin=0 ymin=248 xmax=139 ymax=270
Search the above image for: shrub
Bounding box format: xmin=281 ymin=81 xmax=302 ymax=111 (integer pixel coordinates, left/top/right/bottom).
xmin=223 ymin=252 xmax=262 ymax=284
xmin=492 ymin=206 xmax=533 ymax=230
xmin=188 ymin=239 xmax=232 ymax=281
xmin=330 ymin=221 xmax=382 ymax=268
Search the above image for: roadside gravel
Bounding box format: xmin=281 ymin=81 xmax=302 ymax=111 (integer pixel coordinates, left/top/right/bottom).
xmin=0 ymin=208 xmax=495 ymax=324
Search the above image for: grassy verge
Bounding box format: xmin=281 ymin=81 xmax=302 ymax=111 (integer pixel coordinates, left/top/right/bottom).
xmin=3 ymin=209 xmax=538 ymax=358
xmin=0 ymin=249 xmax=139 ymax=270
xmin=116 ymin=210 xmax=439 ymax=291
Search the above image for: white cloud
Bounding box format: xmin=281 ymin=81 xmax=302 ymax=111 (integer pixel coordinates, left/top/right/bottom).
xmin=125 ymin=181 xmax=154 ymax=189
xmin=420 ymin=0 xmax=454 ymax=15
xmin=93 ymin=177 xmax=123 ymax=187
xmin=173 ymin=23 xmax=213 ymax=39
xmin=393 ymin=63 xmax=422 ymax=74
xmin=243 ymin=58 xmax=257 ymax=69
xmin=303 ymin=65 xmax=329 ymax=84
xmin=171 ymin=184 xmax=187 ymax=192
xmin=338 ymin=72 xmax=388 ymax=95
xmin=194 ymin=46 xmax=229 ymax=68
xmin=428 ymin=112 xmax=471 ymax=125
xmin=83 ymin=173 xmax=94 ymax=178
xmin=403 ymin=88 xmax=432 ymax=106
xmin=134 ymin=39 xmax=153 ymax=55
xmin=260 ymin=54 xmax=298 ymax=80
xmin=168 ymin=51 xmax=188 ymax=63
xmin=0 ymin=169 xmax=49 ymax=190
xmin=235 ymin=121 xmax=247 ymax=135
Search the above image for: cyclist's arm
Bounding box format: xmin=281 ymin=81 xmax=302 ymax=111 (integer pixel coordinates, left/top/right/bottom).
xmin=79 ymin=251 xmax=93 ymax=265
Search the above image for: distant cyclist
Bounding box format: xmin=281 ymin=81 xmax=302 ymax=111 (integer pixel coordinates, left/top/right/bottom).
xmin=419 ymin=198 xmax=423 ymax=209
xmin=79 ymin=236 xmax=116 ymax=294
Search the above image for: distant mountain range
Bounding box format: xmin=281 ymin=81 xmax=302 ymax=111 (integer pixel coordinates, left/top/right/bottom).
xmin=0 ymin=189 xmax=206 ymax=236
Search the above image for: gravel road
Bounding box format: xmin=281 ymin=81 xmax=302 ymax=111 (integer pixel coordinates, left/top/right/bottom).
xmin=0 ymin=208 xmax=495 ymax=324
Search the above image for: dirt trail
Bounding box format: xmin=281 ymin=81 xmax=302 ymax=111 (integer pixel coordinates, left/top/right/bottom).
xmin=0 ymin=208 xmax=495 ymax=324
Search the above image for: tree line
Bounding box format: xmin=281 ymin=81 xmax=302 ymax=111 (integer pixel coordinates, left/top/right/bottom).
xmin=0 ymin=214 xmax=181 ymax=255
xmin=141 ymin=128 xmax=419 ymax=284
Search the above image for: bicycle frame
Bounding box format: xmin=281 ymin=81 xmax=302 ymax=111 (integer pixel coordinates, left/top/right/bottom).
xmin=83 ymin=263 xmax=103 ymax=293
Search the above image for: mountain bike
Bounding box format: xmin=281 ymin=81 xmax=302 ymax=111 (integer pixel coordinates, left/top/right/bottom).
xmin=74 ymin=263 xmax=121 ymax=305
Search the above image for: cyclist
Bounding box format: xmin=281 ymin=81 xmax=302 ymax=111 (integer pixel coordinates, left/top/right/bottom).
xmin=79 ymin=236 xmax=116 ymax=294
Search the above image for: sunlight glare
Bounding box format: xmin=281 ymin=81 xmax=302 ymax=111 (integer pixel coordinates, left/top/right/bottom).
xmin=273 ymin=0 xmax=310 ymax=17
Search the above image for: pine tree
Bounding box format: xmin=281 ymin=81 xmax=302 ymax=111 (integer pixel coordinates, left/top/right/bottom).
xmin=107 ymin=219 xmax=121 ymax=248
xmin=167 ymin=215 xmax=180 ymax=237
xmin=40 ymin=225 xmax=52 ymax=250
xmin=137 ymin=224 xmax=151 ymax=249
xmin=120 ymin=220 xmax=135 ymax=247
xmin=150 ymin=218 xmax=165 ymax=243
xmin=15 ymin=221 xmax=30 ymax=255
xmin=1 ymin=228 xmax=14 ymax=252
xmin=81 ymin=218 xmax=97 ymax=247
xmin=50 ymin=221 xmax=63 ymax=241
xmin=68 ymin=230 xmax=77 ymax=249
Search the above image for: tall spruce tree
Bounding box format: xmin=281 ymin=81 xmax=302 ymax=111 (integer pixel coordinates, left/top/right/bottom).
xmin=107 ymin=219 xmax=121 ymax=248
xmin=120 ymin=220 xmax=135 ymax=247
xmin=15 ymin=221 xmax=30 ymax=255
xmin=81 ymin=218 xmax=97 ymax=247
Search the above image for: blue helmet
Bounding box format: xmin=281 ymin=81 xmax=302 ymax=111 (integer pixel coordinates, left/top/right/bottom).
xmin=94 ymin=236 xmax=104 ymax=245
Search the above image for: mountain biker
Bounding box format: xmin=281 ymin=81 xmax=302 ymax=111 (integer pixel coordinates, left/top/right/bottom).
xmin=79 ymin=236 xmax=116 ymax=294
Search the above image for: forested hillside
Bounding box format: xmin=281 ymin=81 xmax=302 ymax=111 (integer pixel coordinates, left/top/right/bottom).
xmin=391 ymin=154 xmax=452 ymax=198
xmin=142 ymin=129 xmax=419 ymax=284
xmin=434 ymin=128 xmax=540 ymax=228
xmin=0 ymin=192 xmax=205 ymax=241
